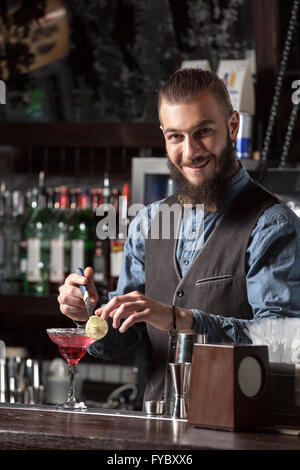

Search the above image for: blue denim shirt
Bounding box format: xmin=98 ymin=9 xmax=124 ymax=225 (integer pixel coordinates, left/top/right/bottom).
xmin=88 ymin=165 xmax=300 ymax=359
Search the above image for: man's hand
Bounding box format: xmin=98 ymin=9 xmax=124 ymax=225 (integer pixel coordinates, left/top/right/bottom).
xmin=94 ymin=291 xmax=195 ymax=334
xmin=95 ymin=291 xmax=172 ymax=332
xmin=58 ymin=267 xmax=99 ymax=322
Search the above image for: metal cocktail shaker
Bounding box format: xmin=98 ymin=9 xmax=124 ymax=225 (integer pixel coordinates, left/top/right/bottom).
xmin=164 ymin=332 xmax=208 ymax=418
xmin=174 ymin=333 xmax=208 ymax=363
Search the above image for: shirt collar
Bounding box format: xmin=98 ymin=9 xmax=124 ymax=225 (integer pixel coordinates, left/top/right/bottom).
xmin=205 ymin=162 xmax=250 ymax=215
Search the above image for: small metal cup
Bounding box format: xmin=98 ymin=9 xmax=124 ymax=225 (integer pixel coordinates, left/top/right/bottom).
xmin=145 ymin=400 xmax=165 ymax=416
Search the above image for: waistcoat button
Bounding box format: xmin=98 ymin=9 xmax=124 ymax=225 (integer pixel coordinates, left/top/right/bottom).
xmin=176 ymin=289 xmax=184 ymax=297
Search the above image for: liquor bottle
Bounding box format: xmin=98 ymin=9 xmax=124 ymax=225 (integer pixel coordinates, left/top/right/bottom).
xmin=68 ymin=188 xmax=79 ymax=267
xmin=0 ymin=184 xmax=6 ymax=291
xmin=70 ymin=189 xmax=93 ymax=273
xmin=98 ymin=173 xmax=112 ymax=289
xmin=23 ymin=172 xmax=52 ymax=295
xmin=19 ymin=187 xmax=39 ymax=287
xmin=49 ymin=186 xmax=70 ymax=294
xmin=91 ymin=188 xmax=108 ymax=291
xmin=119 ymin=183 xmax=130 ymax=240
xmin=46 ymin=187 xmax=54 ymax=210
xmin=68 ymin=188 xmax=79 ymax=234
xmin=2 ymin=190 xmax=24 ymax=293
xmin=109 ymin=183 xmax=130 ymax=290
xmin=69 ymin=188 xmax=80 ymax=213
xmin=109 ymin=188 xmax=121 ymax=289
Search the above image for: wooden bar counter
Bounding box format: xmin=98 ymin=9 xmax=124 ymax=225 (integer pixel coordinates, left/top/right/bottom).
xmin=0 ymin=403 xmax=300 ymax=451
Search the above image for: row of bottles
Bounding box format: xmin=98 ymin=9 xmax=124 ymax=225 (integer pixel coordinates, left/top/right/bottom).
xmin=0 ymin=172 xmax=130 ymax=296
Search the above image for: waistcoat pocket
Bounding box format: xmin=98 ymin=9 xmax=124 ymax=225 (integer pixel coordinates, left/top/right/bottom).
xmin=195 ymin=274 xmax=233 ymax=286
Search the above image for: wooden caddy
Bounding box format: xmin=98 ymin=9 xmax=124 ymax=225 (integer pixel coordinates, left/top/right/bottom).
xmin=188 ymin=343 xmax=273 ymax=431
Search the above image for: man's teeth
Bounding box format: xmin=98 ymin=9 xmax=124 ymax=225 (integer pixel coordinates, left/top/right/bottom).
xmin=193 ymin=160 xmax=209 ymax=168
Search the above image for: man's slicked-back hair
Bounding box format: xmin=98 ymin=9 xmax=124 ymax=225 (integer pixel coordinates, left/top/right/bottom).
xmin=157 ymin=67 xmax=234 ymax=120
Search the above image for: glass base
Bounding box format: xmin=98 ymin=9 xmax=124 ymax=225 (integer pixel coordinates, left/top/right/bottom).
xmin=55 ymin=400 xmax=87 ymax=411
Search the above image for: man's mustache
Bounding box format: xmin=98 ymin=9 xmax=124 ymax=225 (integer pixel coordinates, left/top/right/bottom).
xmin=182 ymin=155 xmax=214 ymax=168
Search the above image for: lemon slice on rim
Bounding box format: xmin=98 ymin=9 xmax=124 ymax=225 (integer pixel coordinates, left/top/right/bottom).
xmin=85 ymin=315 xmax=108 ymax=340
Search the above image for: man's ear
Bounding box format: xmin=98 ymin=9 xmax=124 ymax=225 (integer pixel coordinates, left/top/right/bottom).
xmin=228 ymin=111 xmax=240 ymax=141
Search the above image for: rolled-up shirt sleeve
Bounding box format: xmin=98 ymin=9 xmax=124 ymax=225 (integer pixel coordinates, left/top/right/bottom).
xmin=191 ymin=203 xmax=300 ymax=343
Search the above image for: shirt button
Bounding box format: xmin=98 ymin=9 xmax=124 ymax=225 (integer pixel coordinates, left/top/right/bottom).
xmin=176 ymin=289 xmax=184 ymax=297
xmin=183 ymin=259 xmax=189 ymax=265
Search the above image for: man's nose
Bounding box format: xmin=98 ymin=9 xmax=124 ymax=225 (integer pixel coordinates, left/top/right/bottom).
xmin=183 ymin=135 xmax=201 ymax=160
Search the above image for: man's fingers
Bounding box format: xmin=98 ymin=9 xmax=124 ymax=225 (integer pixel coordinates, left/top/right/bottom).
xmin=85 ymin=272 xmax=99 ymax=304
xmin=65 ymin=273 xmax=88 ymax=287
xmin=101 ymin=291 xmax=142 ymax=318
xmin=84 ymin=267 xmax=98 ymax=293
xmin=58 ymin=269 xmax=98 ymax=323
xmin=111 ymin=302 xmax=147 ymax=329
xmin=58 ymin=285 xmax=84 ymax=305
xmin=60 ymin=303 xmax=88 ymax=320
xmin=94 ymin=306 xmax=104 ymax=316
xmin=58 ymin=292 xmax=85 ymax=308
xmin=119 ymin=313 xmax=143 ymax=333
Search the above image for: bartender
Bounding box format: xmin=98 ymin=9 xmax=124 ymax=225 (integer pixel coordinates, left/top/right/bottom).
xmin=58 ymin=68 xmax=300 ymax=403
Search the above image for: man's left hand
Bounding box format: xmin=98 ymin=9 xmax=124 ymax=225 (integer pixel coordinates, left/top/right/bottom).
xmin=94 ymin=291 xmax=194 ymax=334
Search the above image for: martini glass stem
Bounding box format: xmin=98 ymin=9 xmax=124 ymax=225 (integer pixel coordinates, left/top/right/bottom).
xmin=67 ymin=363 xmax=77 ymax=406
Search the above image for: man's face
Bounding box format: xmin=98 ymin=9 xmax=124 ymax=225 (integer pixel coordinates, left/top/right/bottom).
xmin=159 ymin=90 xmax=240 ymax=207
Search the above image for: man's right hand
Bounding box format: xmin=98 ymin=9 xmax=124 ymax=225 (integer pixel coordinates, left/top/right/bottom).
xmin=58 ymin=266 xmax=99 ymax=322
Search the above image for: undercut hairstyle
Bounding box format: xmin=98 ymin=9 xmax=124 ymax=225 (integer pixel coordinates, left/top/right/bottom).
xmin=157 ymin=67 xmax=234 ymax=120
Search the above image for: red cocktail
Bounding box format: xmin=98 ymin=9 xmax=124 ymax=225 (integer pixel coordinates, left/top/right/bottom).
xmin=47 ymin=328 xmax=96 ymax=410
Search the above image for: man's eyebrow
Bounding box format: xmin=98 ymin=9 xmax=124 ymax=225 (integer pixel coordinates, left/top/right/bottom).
xmin=164 ymin=120 xmax=216 ymax=134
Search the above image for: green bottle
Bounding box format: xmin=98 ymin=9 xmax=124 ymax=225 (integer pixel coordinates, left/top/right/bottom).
xmin=23 ymin=172 xmax=52 ymax=295
xmin=49 ymin=186 xmax=70 ymax=294
xmin=70 ymin=189 xmax=93 ymax=273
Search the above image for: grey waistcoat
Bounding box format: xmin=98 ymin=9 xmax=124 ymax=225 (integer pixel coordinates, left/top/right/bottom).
xmin=143 ymin=180 xmax=278 ymax=403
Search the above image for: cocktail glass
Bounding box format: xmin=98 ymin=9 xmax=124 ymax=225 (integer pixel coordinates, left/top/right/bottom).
xmin=46 ymin=328 xmax=96 ymax=410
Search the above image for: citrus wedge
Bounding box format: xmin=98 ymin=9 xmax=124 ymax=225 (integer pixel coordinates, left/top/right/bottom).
xmin=85 ymin=315 xmax=108 ymax=340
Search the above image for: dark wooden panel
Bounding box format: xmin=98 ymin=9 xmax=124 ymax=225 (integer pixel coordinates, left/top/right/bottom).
xmin=0 ymin=293 xmax=60 ymax=316
xmin=252 ymin=0 xmax=280 ymax=76
xmin=0 ymin=122 xmax=164 ymax=148
xmin=252 ymin=0 xmax=280 ymax=154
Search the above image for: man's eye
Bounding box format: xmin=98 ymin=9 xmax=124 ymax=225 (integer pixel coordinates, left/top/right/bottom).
xmin=168 ymin=134 xmax=182 ymax=141
xmin=195 ymin=128 xmax=213 ymax=137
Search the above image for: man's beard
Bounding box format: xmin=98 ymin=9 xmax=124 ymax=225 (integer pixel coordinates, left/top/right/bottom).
xmin=167 ymin=131 xmax=238 ymax=210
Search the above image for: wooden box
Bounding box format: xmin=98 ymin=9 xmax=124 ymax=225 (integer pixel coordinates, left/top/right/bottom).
xmin=187 ymin=343 xmax=273 ymax=430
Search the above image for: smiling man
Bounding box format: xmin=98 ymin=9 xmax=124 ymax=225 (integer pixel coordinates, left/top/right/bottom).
xmin=160 ymin=88 xmax=240 ymax=211
xmin=58 ymin=68 xmax=300 ymax=406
